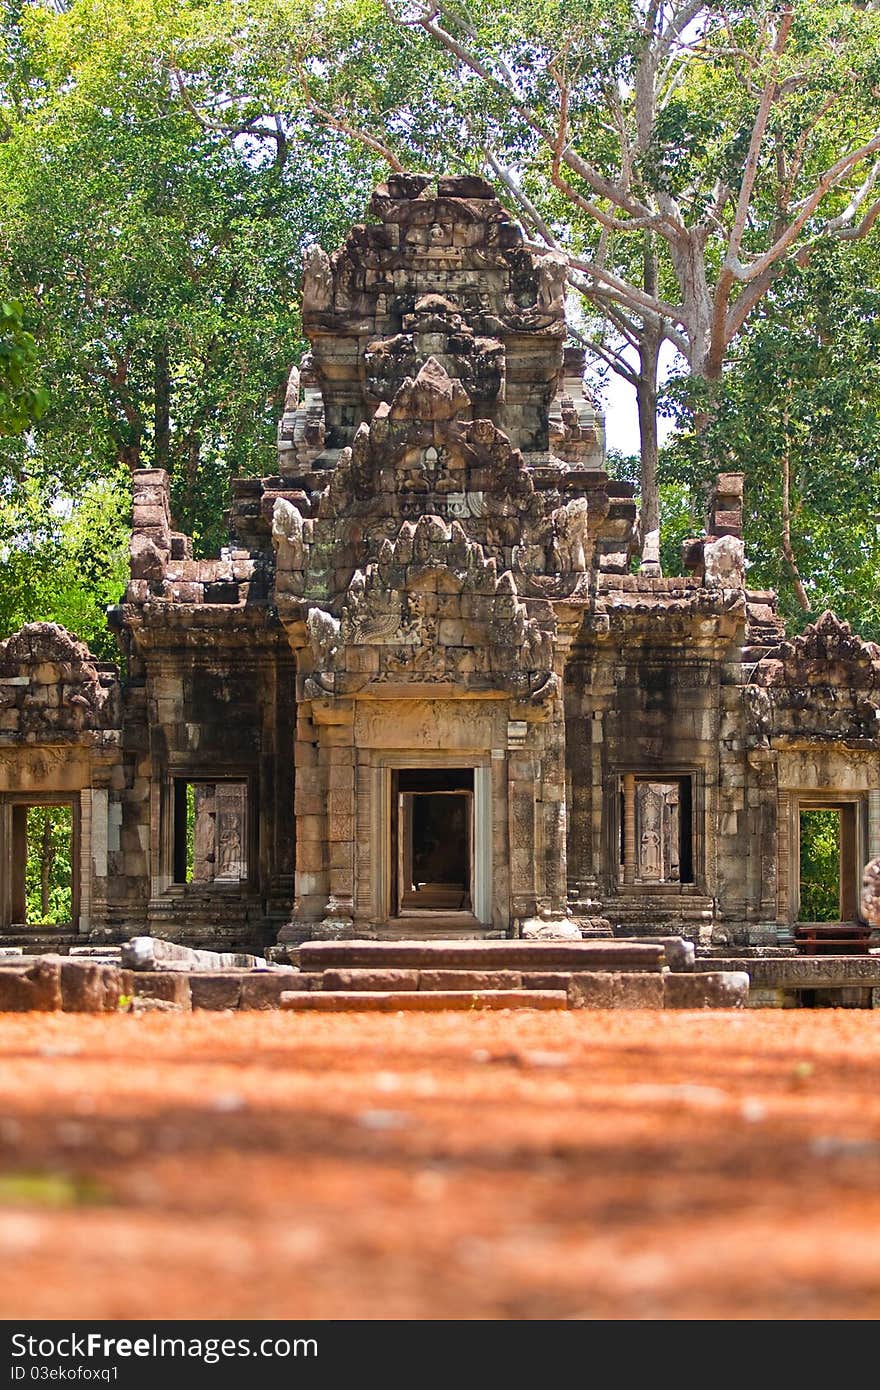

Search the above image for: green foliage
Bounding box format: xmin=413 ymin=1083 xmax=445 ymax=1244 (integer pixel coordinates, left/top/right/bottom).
xmin=25 ymin=804 xmax=73 ymax=925
xmin=0 ymin=299 xmax=48 ymax=435
xmin=660 ymin=240 xmax=880 ymax=634
xmin=657 ymin=483 xmax=702 ymax=579
xmin=0 ymin=0 xmax=373 ymax=551
xmin=799 ymin=810 xmax=841 ymax=923
xmin=0 ymin=477 xmax=129 ymax=658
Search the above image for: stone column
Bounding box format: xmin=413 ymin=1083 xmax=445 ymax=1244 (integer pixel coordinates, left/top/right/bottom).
xmin=623 ymin=773 xmax=637 ymax=885
xmin=869 ymin=788 xmax=880 ymax=862
xmin=324 ymin=730 xmax=356 ymax=934
xmin=507 ymin=743 xmax=537 ymax=922
xmin=279 ymin=702 xmax=328 ymax=942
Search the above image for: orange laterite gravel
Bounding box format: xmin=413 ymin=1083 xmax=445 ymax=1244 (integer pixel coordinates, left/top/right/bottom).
xmin=0 ymin=1008 xmax=879 ymax=1320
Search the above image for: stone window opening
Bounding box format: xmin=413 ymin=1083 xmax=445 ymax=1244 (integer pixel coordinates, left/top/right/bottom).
xmin=619 ymin=775 xmax=694 ymax=886
xmin=797 ymin=803 xmax=858 ymax=924
xmin=173 ymin=780 xmax=248 ymax=886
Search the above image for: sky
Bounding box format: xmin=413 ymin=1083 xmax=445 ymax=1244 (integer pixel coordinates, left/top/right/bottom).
xmin=588 ymin=340 xmax=679 ymax=457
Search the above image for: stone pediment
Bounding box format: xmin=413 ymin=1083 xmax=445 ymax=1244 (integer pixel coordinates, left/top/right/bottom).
xmin=757 ymin=611 xmax=880 ymax=690
xmin=746 ymin=611 xmax=880 ymax=744
xmin=298 ymin=519 xmax=558 ymax=704
xmin=271 ymin=346 xmax=602 ymax=679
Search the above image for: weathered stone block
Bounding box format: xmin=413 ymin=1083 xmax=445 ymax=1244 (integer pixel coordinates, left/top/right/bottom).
xmin=128 ymin=972 xmax=192 ymax=1010
xmin=239 ymin=973 xmax=299 ymax=1009
xmin=568 ymin=972 xmax=665 ymax=1009
xmin=60 ymin=959 xmax=123 ymax=1013
xmin=189 ymin=974 xmax=243 ymax=1010
xmin=418 ymin=970 xmax=521 ymax=990
xmin=522 ymin=972 xmax=572 ymax=990
xmin=322 ymin=968 xmax=420 ymax=991
xmin=280 ymin=989 xmax=568 ymax=1012
xmin=664 ymin=971 xmax=749 ymax=1009
xmin=0 ymin=959 xmax=62 ymax=1012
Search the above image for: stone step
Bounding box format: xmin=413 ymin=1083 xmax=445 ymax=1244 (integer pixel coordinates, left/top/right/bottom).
xmin=280 ymin=989 xmax=569 ymax=1012
xmin=298 ymin=939 xmax=666 ymax=973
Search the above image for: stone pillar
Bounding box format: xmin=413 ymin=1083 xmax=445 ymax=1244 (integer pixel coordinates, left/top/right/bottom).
xmin=869 ymin=788 xmax=880 ymax=862
xmin=324 ymin=730 xmax=356 ymax=934
xmin=539 ymin=716 xmax=569 ymax=915
xmin=623 ymin=773 xmax=636 ymax=885
xmin=507 ymin=743 xmax=537 ymax=921
xmin=279 ymin=702 xmax=328 ymax=941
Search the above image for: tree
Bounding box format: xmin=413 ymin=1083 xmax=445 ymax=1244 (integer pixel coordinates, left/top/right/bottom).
xmin=0 ymin=299 xmax=48 ymax=435
xmin=0 ymin=477 xmax=130 ymax=659
xmin=661 ymin=236 xmax=880 ymax=632
xmin=179 ymin=0 xmax=880 ymax=564
xmin=0 ymin=0 xmax=374 ymax=550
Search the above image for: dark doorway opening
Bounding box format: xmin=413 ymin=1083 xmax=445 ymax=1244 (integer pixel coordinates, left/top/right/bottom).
xmin=393 ymin=768 xmax=473 ymax=913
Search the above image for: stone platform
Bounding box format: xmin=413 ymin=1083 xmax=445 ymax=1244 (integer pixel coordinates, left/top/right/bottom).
xmin=0 ymin=936 xmax=749 ymax=1012
xmin=703 ymin=954 xmax=880 ymax=1008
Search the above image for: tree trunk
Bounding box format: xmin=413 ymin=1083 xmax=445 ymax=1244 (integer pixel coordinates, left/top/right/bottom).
xmin=638 ymin=234 xmax=663 ymax=575
xmin=637 ymin=326 xmax=662 ymax=574
xmin=780 ymin=437 xmax=811 ymax=612
xmin=154 ymin=339 xmax=171 ymax=471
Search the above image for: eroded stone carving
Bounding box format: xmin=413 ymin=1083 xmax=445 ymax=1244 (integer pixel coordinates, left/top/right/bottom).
xmin=301 ymin=243 xmax=333 ymax=314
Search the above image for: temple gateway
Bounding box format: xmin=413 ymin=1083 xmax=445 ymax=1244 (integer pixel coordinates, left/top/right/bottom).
xmin=2 ymin=173 xmax=879 ymax=953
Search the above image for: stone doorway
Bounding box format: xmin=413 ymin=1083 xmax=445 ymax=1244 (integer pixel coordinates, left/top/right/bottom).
xmin=797 ymin=804 xmax=858 ymax=923
xmin=392 ymin=768 xmax=473 ymax=914
xmin=1 ymin=797 xmax=78 ymax=930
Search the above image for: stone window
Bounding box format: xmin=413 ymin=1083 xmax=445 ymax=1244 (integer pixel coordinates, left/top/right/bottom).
xmin=619 ymin=775 xmax=694 ymax=885
xmin=173 ymin=780 xmax=248 ymax=886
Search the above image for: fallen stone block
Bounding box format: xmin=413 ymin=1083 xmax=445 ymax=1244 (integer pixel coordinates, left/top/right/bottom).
xmin=60 ymin=959 xmax=123 ymax=1013
xmin=280 ymin=989 xmax=568 ymax=1012
xmin=659 ymin=937 xmax=696 ymax=973
xmin=418 ymin=970 xmax=521 ymax=991
xmin=568 ymin=972 xmax=665 ymax=1009
xmin=121 ymin=971 xmax=192 ymax=1011
xmin=0 ymin=958 xmax=62 ymax=1012
xmin=189 ymin=974 xmax=243 ymax=1011
xmin=748 ymin=986 xmax=798 ymax=1009
xmin=520 ymin=917 xmax=582 ymax=940
xmin=664 ymin=971 xmax=749 ymax=1009
xmin=128 ymin=997 xmax=182 ymax=1014
xmin=121 ymin=936 xmax=266 ymax=972
xmin=322 ymin=969 xmax=420 ymax=992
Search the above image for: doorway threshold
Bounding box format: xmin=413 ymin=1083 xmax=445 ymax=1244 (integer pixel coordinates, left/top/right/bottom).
xmin=383 ymin=912 xmax=497 ymax=939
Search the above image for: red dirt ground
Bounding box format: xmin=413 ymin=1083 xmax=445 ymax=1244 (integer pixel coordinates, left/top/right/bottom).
xmin=0 ymin=1008 xmax=879 ymax=1320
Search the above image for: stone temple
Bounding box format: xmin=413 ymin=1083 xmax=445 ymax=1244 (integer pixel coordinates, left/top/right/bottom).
xmin=2 ymin=172 xmax=880 ymax=955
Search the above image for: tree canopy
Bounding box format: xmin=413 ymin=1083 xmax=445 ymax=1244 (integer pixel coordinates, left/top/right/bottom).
xmin=0 ymin=0 xmax=878 ymax=643
xmin=0 ymin=0 xmax=375 ymax=550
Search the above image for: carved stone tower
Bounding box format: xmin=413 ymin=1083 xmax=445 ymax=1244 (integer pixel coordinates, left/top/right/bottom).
xmin=272 ymin=173 xmax=618 ymax=939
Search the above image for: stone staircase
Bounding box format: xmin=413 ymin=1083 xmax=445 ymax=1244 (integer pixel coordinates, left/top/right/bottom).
xmin=275 ymin=938 xmax=749 ymax=1011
